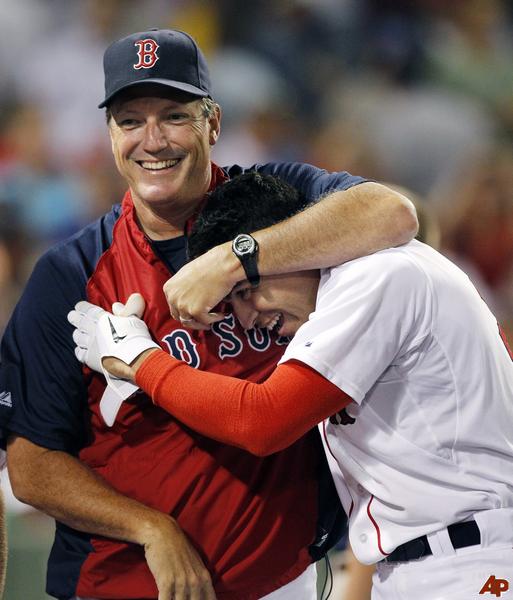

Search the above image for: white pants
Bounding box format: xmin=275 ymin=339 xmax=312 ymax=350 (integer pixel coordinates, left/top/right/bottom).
xmin=373 ymin=508 xmax=513 ymax=600
xmin=73 ymin=561 xmax=317 ymax=600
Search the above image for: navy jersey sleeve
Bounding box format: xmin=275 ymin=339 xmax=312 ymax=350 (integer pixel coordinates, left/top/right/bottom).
xmin=223 ymin=162 xmax=367 ymax=201
xmin=0 ymin=208 xmax=119 ymax=453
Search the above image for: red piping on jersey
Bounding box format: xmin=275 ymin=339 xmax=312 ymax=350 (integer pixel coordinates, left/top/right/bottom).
xmin=322 ymin=420 xmax=354 ymax=517
xmin=366 ymin=495 xmax=389 ymax=556
xmin=322 ymin=420 xmax=339 ymax=463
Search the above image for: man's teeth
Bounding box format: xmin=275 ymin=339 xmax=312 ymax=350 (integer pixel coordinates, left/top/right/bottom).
xmin=267 ymin=313 xmax=282 ymax=331
xmin=140 ymin=159 xmax=180 ymax=170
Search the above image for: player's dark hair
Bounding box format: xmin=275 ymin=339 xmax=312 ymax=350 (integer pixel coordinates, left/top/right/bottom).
xmin=187 ymin=173 xmax=309 ymax=260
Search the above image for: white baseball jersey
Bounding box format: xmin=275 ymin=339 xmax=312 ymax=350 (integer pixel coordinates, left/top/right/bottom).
xmin=279 ymin=240 xmax=513 ymax=564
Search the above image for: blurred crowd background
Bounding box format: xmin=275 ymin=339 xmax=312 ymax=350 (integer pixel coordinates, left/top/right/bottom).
xmin=1 ymin=0 xmax=513 ymax=597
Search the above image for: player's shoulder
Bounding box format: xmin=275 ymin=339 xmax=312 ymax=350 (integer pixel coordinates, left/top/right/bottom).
xmin=22 ymin=205 xmax=122 ymax=313
xmin=222 ymin=162 xmax=366 ymax=196
xmin=222 ymin=161 xmax=324 ymax=187
xmin=223 ymin=161 xmax=320 ymax=178
xmin=372 ymin=239 xmax=434 ymax=274
xmin=38 ymin=204 xmax=121 ymax=276
xmin=326 ymin=240 xmax=433 ymax=291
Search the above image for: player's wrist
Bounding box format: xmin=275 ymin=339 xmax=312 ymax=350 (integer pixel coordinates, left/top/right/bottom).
xmin=215 ymin=240 xmax=248 ymax=286
xmin=130 ymin=348 xmax=161 ymax=380
xmin=133 ymin=509 xmax=177 ymax=546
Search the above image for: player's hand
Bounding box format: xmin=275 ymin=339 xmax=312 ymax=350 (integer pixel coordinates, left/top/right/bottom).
xmin=102 ymin=348 xmax=159 ymax=381
xmin=112 ymin=292 xmax=146 ymax=319
xmin=142 ymin=515 xmax=216 ymax=600
xmin=67 ymin=294 xmax=160 ymax=426
xmin=68 ymin=295 xmax=158 ymax=372
xmin=163 ymin=243 xmax=241 ymax=329
xmin=68 ymin=294 xmax=158 ymax=372
xmin=103 ymin=293 xmax=151 ymax=380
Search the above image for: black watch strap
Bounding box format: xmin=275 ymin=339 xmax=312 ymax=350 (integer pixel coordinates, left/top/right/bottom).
xmin=232 ymin=234 xmax=260 ymax=287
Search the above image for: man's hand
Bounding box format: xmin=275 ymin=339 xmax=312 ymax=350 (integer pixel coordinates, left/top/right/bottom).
xmin=142 ymin=515 xmax=216 ymax=600
xmin=8 ymin=436 xmax=217 ymax=600
xmin=164 ymin=244 xmax=241 ymax=329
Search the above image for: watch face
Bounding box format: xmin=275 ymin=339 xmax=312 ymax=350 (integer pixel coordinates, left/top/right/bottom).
xmin=234 ymin=235 xmax=255 ymax=255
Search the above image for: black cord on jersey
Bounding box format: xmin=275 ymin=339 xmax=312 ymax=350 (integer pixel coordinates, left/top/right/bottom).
xmin=319 ymin=553 xmax=333 ymax=600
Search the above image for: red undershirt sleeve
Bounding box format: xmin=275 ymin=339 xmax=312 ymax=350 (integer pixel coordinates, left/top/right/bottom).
xmin=135 ymin=349 xmax=352 ymax=456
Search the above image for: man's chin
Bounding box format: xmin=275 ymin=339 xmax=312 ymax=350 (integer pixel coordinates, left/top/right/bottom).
xmin=134 ymin=185 xmax=182 ymax=206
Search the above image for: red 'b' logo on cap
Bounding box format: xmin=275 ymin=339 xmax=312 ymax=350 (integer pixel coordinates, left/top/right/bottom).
xmin=133 ymin=39 xmax=159 ymax=69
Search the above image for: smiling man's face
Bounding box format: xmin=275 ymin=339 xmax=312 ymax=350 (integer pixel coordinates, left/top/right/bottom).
xmin=228 ymin=271 xmax=320 ymax=337
xmin=108 ymin=86 xmax=220 ymax=213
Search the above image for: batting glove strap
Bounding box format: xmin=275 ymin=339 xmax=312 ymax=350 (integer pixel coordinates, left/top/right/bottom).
xmin=99 ymin=384 xmax=140 ymax=427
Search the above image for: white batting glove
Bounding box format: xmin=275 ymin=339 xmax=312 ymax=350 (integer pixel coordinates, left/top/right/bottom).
xmin=68 ymin=294 xmax=159 ymax=426
xmin=112 ymin=292 xmax=146 ymax=319
xmin=103 ymin=292 xmax=154 ymax=426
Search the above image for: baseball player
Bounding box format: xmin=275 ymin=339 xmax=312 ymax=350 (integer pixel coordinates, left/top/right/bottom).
xmin=70 ymin=173 xmax=513 ymax=600
xmin=0 ymin=29 xmax=417 ymax=600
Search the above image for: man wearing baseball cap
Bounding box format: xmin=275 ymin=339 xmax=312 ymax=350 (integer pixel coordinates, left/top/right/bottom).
xmin=1 ymin=28 xmax=417 ymax=600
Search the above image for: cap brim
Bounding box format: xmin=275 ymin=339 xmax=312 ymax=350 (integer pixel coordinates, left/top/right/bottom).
xmin=98 ymin=78 xmax=209 ymax=108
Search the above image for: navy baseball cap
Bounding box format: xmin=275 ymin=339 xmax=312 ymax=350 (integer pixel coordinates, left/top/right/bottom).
xmin=99 ymin=28 xmax=212 ymax=108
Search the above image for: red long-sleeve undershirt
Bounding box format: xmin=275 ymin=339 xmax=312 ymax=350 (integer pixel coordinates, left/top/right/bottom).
xmin=135 ymin=349 xmax=352 ymax=456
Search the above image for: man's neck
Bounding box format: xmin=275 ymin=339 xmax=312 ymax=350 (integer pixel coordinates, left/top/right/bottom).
xmin=132 ymin=194 xmax=203 ymax=241
xmin=130 ymin=164 xmax=217 ymax=240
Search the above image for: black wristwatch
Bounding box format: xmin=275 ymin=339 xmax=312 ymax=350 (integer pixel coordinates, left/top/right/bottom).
xmin=232 ymin=234 xmax=260 ymax=287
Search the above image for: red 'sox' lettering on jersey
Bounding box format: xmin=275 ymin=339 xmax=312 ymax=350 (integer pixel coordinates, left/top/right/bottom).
xmin=134 ymin=39 xmax=159 ymax=69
